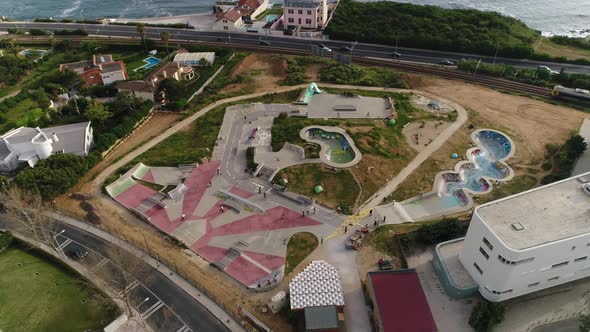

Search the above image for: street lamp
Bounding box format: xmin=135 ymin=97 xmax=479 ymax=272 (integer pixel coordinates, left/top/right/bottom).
xmin=138 ymin=297 xmax=150 ymax=312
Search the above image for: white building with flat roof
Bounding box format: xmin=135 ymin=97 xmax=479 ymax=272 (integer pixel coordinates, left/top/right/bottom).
xmin=0 ymin=122 xmax=93 ymax=172
xmin=459 ymin=172 xmax=590 ymax=301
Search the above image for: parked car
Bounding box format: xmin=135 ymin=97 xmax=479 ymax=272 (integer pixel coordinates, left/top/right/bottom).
xmin=391 ymin=51 xmax=402 ymax=58
xmin=259 ymin=40 xmax=271 ymax=46
xmin=439 ymin=59 xmax=455 ymax=66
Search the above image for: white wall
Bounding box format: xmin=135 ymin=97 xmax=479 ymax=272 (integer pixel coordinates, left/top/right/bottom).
xmin=215 ymin=18 xmax=243 ymax=31
xmin=459 ymin=212 xmax=590 ymax=302
xmin=101 ymin=71 xmax=127 ymax=85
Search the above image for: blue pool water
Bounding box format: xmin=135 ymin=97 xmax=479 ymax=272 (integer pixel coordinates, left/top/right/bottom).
xmin=134 ymin=56 xmax=161 ymax=72
xmin=402 ymin=130 xmax=513 ymax=216
xmin=266 ymin=14 xmax=278 ymax=22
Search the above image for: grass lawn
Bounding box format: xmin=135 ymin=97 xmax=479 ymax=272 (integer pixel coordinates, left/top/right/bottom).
xmin=285 ymin=232 xmax=318 ymax=275
xmin=275 ymin=164 xmax=359 ymax=211
xmin=0 ymin=248 xmax=117 ymax=332
xmin=476 ymin=174 xmax=538 ymax=204
xmin=533 ymin=37 xmax=590 ymax=61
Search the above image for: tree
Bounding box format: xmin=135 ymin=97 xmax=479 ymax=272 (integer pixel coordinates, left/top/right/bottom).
xmin=580 ymin=315 xmax=590 ymax=332
xmin=158 ymin=78 xmax=183 ymax=103
xmin=85 ymin=99 xmax=113 ymax=124
xmin=565 ymin=135 xmax=587 ymax=159
xmin=0 ymin=186 xmax=57 ymax=247
xmin=469 ymin=300 xmax=505 ymax=332
xmin=136 ymin=23 xmax=147 ymax=51
xmin=160 ymin=31 xmax=170 ymax=58
xmin=80 ymin=40 xmax=98 ymax=54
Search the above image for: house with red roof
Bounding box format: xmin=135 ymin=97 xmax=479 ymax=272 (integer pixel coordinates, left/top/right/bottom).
xmin=215 ymin=8 xmax=245 ymax=31
xmin=238 ymin=0 xmax=269 ymax=20
xmin=60 ymin=54 xmax=128 ymax=86
xmin=366 ymin=270 xmax=438 ymax=332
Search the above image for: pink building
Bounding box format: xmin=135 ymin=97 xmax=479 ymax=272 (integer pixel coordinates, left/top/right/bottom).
xmin=283 ymin=0 xmax=328 ymax=31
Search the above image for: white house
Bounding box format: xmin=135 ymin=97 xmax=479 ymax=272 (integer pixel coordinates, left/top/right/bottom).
xmin=215 ymin=8 xmax=244 ymax=31
xmin=0 ymin=122 xmax=93 ymax=173
xmin=458 ymin=172 xmax=590 ymax=301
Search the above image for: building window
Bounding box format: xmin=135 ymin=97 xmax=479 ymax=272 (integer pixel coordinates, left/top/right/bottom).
xmin=223 ymin=26 xmax=228 ymax=30
xmin=552 ymin=261 xmax=569 ymax=269
xmin=479 ymin=247 xmax=489 ymax=260
xmin=307 ymin=10 xmax=312 ymax=14
xmin=528 ymin=282 xmax=540 ymax=288
xmin=575 ymin=256 xmax=588 ymax=262
xmin=305 ymin=18 xmax=312 ymax=24
xmin=298 ymin=9 xmax=303 ymax=14
xmin=548 ymin=276 xmax=559 ymax=281
xmin=288 ymin=18 xmax=294 ymax=23
xmin=473 ymin=262 xmax=483 ymax=275
xmin=498 ymin=254 xmax=534 ymax=265
xmin=482 ymin=237 xmax=493 ymax=251
xmin=298 ymin=18 xmax=301 ymax=24
xmin=288 ymin=9 xmax=294 ymax=14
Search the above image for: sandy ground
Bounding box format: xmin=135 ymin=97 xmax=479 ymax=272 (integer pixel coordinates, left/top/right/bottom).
xmin=111 ymin=13 xmax=216 ymax=31
xmin=220 ymin=54 xmax=288 ymax=94
xmin=392 ymin=75 xmax=588 ymax=202
xmin=356 ymin=244 xmax=401 ymax=283
xmin=412 ymin=94 xmax=455 ymax=114
xmin=403 ymin=120 xmax=452 ymax=152
xmin=418 ymin=76 xmax=588 ymax=161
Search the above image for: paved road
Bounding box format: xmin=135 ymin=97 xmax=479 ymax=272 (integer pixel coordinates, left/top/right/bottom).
xmin=0 ymin=217 xmax=232 ymax=332
xmin=531 ymin=319 xmax=580 ymax=332
xmin=0 ymin=22 xmax=588 ymax=74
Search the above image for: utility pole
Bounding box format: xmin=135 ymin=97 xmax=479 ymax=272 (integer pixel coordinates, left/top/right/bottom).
xmin=493 ymin=41 xmax=499 ymax=64
xmin=394 ymin=31 xmax=399 ymax=53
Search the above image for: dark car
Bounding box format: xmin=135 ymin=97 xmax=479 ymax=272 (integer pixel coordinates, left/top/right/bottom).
xmin=340 ymin=46 xmax=352 ymax=52
xmin=392 ymin=51 xmax=402 ymax=58
xmin=259 ymin=40 xmax=271 ymax=46
xmin=216 ymin=37 xmax=223 ymax=42
xmin=439 ymin=60 xmax=455 ymax=66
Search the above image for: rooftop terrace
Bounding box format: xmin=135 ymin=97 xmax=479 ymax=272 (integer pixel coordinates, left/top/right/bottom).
xmin=477 ymin=172 xmax=590 ymax=250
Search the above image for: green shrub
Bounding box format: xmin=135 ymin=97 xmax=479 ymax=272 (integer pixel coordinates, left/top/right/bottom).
xmin=469 ymin=300 xmax=505 ymax=332
xmin=541 ymin=161 xmax=553 ymax=171
xmin=246 ymin=147 xmax=258 ymax=174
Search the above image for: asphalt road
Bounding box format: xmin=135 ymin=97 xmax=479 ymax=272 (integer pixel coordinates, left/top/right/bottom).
xmin=2 ymin=217 xmax=230 ymax=332
xmin=1 ymin=22 xmax=589 ymax=74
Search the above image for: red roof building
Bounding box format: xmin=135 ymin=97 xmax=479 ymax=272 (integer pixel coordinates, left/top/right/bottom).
xmin=366 ymin=270 xmax=438 ymax=332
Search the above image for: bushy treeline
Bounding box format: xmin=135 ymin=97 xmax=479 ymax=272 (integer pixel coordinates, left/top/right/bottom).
xmin=397 ymin=218 xmax=467 ymax=251
xmin=550 ymin=36 xmax=590 ymax=50
xmin=458 ymin=60 xmax=590 ymax=90
xmin=0 ymin=52 xmax=34 ymax=85
xmin=319 ymin=63 xmax=405 ymax=88
xmin=325 ymin=0 xmax=539 ymax=58
xmin=542 ymin=135 xmax=587 ymax=184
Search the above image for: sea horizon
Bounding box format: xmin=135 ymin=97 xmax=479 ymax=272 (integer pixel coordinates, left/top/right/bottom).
xmin=1 ymin=0 xmax=588 ymax=37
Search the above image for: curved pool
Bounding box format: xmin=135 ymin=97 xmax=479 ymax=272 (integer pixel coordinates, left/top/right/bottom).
xmin=399 ymin=129 xmax=515 ymax=221
xmin=300 ymin=126 xmax=361 ymax=168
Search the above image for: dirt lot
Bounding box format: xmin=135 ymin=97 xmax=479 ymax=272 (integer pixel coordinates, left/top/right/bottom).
xmin=403 ymin=120 xmax=452 ymax=152
xmin=356 ymin=244 xmax=401 ymax=283
xmin=221 ymin=54 xmax=288 ymax=94
xmin=392 ymin=75 xmax=589 ymax=202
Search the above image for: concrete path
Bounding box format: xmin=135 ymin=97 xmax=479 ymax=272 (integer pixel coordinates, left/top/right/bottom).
xmin=320 ymin=236 xmax=372 ymax=332
xmin=47 ymin=212 xmax=246 ymax=332
xmin=0 ymin=89 xmax=21 ymax=102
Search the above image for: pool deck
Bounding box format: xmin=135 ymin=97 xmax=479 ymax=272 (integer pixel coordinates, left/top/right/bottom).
xmin=306 ymin=93 xmax=392 ymax=119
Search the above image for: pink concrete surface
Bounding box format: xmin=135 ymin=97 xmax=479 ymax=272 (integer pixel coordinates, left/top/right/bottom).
xmin=205 ymin=206 xmax=321 ymax=238
xmin=195 ymin=245 xmax=230 ymax=262
xmin=243 ymin=251 xmax=285 ymax=271
xmin=142 ymin=169 xmax=155 ymax=183
xmin=115 ymin=183 xmax=157 ymax=209
xmin=229 ymin=186 xmax=254 ymax=199
xmin=225 ymin=256 xmax=269 ymax=286
xmin=182 ymin=160 xmax=221 ymax=217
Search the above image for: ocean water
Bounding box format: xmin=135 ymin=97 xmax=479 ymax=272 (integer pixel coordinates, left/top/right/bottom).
xmin=1 ymin=0 xmax=588 ymax=36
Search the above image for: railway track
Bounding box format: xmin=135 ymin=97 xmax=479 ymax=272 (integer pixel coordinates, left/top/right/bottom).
xmin=13 ymin=36 xmax=553 ymax=98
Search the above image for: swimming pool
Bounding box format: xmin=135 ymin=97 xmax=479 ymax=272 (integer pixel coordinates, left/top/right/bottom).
xmin=300 ymin=126 xmax=361 ymax=168
xmin=397 ymin=129 xmax=515 ymax=220
xmin=134 ymin=56 xmax=161 ymax=71
xmin=266 ymin=14 xmax=278 ymax=22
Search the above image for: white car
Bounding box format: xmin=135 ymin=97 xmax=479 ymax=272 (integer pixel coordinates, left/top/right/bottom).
xmin=538 ymin=65 xmax=559 ymax=75
xmin=318 ymin=44 xmax=332 ymax=53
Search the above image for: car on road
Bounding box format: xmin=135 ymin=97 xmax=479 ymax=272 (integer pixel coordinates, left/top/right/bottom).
xmin=340 ymin=46 xmax=352 ymax=52
xmin=318 ymin=44 xmax=332 ymax=53
xmin=65 ymin=245 xmax=89 ymax=260
xmin=259 ymin=40 xmax=271 ymax=46
xmin=439 ymin=59 xmax=455 ymax=66
xmin=391 ymin=51 xmax=402 ymax=58
xmin=538 ymin=65 xmax=559 ymax=75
